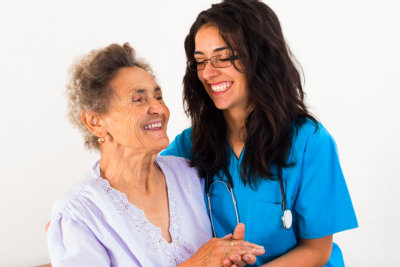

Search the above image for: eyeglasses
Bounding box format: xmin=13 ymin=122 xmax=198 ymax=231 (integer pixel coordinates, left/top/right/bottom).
xmin=187 ymin=54 xmax=240 ymax=71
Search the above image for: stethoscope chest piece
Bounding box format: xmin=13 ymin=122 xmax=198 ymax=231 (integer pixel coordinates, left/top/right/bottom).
xmin=282 ymin=209 xmax=292 ymax=230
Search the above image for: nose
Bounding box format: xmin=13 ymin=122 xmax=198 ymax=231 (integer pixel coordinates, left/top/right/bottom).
xmin=148 ymin=98 xmax=164 ymax=115
xmin=200 ymin=59 xmax=218 ymax=81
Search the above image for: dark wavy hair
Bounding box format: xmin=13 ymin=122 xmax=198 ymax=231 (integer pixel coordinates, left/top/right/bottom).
xmin=183 ymin=0 xmax=317 ymax=188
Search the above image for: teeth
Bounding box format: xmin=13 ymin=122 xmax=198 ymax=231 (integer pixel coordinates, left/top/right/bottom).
xmin=211 ymin=82 xmax=232 ymax=92
xmin=144 ymin=122 xmax=162 ymax=130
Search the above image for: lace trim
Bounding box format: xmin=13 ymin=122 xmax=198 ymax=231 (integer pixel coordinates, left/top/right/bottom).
xmin=95 ymin=157 xmax=189 ymax=266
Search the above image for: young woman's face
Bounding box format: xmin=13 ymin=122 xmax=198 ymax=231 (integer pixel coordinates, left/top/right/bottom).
xmin=194 ymin=24 xmax=250 ymax=113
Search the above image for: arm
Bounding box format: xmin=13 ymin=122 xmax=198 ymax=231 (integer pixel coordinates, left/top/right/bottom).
xmin=262 ymin=236 xmax=332 ymax=267
xmin=48 ymin=216 xmax=111 ymax=267
xmin=262 ymin=124 xmax=355 ymax=266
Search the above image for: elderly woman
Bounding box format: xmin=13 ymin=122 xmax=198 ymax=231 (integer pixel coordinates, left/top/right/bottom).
xmin=47 ymin=43 xmax=264 ymax=267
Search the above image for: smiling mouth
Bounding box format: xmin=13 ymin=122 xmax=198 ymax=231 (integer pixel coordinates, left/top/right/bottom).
xmin=143 ymin=121 xmax=162 ymax=130
xmin=210 ymin=81 xmax=233 ymax=94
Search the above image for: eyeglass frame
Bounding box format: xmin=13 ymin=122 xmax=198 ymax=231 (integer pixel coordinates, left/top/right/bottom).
xmin=187 ymin=54 xmax=240 ymax=71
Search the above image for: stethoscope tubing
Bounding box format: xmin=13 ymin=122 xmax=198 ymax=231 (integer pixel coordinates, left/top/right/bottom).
xmin=206 ymin=180 xmax=240 ymax=237
xmin=206 ymin=168 xmax=292 ymax=236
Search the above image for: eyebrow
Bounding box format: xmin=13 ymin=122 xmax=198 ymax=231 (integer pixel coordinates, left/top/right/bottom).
xmin=194 ymin=46 xmax=228 ymax=55
xmin=134 ymin=86 xmax=161 ymax=94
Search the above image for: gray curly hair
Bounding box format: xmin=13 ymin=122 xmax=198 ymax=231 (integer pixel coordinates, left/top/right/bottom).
xmin=66 ymin=42 xmax=153 ymax=150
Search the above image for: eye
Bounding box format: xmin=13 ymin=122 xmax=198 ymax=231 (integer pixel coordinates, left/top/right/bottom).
xmin=218 ymin=55 xmax=231 ymax=62
xmin=133 ymin=96 xmax=143 ymax=103
xmin=195 ymin=59 xmax=206 ymax=65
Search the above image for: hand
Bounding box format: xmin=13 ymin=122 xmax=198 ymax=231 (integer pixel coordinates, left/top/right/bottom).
xmin=222 ymin=224 xmax=262 ymax=267
xmin=180 ymin=231 xmax=264 ymax=267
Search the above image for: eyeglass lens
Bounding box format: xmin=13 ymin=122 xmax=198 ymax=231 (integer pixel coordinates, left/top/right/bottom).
xmin=188 ymin=55 xmax=238 ymax=71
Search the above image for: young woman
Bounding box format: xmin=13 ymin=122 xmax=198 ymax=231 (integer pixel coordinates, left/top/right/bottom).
xmin=162 ymin=0 xmax=358 ymax=266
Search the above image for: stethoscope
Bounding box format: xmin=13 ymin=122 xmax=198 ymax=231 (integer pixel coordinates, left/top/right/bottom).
xmin=205 ymin=168 xmax=292 ymax=237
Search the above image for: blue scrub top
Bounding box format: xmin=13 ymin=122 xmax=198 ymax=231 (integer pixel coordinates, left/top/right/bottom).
xmin=161 ymin=119 xmax=358 ymax=266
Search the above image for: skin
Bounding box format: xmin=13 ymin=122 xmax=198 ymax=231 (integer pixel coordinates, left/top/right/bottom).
xmin=195 ymin=24 xmax=252 ymax=158
xmin=182 ymin=224 xmax=262 ymax=267
xmin=82 ymin=66 xmax=172 ymax=241
xmin=194 ymin=25 xmax=333 ymax=266
xmin=80 ymin=66 xmax=264 ymax=266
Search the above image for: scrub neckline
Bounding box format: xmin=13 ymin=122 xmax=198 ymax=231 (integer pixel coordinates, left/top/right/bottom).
xmin=227 ymin=142 xmax=245 ymax=162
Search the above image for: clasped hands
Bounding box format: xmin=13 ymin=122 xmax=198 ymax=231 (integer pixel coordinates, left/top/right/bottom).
xmin=183 ymin=223 xmax=265 ymax=267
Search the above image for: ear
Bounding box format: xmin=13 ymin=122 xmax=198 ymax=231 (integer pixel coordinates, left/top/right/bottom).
xmin=80 ymin=110 xmax=105 ymax=137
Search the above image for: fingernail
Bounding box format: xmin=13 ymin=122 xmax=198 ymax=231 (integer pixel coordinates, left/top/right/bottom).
xmin=253 ymin=247 xmax=265 ymax=253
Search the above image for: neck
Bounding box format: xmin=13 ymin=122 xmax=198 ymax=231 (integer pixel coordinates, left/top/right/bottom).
xmin=99 ymin=145 xmax=160 ymax=194
xmin=223 ymin=105 xmax=252 ymax=143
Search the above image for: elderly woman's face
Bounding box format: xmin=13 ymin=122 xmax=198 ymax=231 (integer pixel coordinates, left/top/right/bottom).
xmin=101 ymin=67 xmax=170 ymax=153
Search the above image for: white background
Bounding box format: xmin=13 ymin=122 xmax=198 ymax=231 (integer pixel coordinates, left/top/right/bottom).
xmin=0 ymin=0 xmax=399 ymax=266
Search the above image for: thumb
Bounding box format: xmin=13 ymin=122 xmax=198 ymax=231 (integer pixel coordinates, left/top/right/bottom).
xmin=221 ymin=233 xmax=233 ymax=240
xmin=233 ymin=223 xmax=245 ymax=240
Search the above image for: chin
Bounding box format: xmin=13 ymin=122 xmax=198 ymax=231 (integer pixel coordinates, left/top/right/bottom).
xmin=154 ymin=138 xmax=170 ymax=152
xmin=212 ymin=100 xmax=231 ymax=111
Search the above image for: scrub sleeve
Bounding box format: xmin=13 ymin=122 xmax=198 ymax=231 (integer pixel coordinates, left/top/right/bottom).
xmin=293 ymin=124 xmax=358 ymax=239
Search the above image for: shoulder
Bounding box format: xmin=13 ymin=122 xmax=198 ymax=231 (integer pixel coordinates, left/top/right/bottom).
xmin=294 ymin=118 xmax=336 ymax=149
xmin=51 ymin=162 xmax=102 ymax=220
xmin=156 ymin=155 xmax=203 ymax=189
xmin=156 ymin=155 xmax=195 ymax=175
xmin=287 ymin=118 xmax=340 ymax=169
xmin=178 ymin=127 xmax=193 ymax=139
xmin=161 ymin=128 xmax=193 ymax=160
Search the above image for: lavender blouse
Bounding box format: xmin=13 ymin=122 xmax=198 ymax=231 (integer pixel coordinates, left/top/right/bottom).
xmin=47 ymin=156 xmax=212 ymax=267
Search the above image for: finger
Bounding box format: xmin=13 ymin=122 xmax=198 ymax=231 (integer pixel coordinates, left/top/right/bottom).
xmin=233 ymin=247 xmax=264 ymax=256
xmin=221 ymin=233 xmax=233 ymax=240
xmin=232 ymin=240 xmax=264 ymax=249
xmin=242 ymin=254 xmax=257 ymax=265
xmin=233 ymin=223 xmax=245 ymax=240
xmin=229 ymin=254 xmax=243 ymax=265
xmin=250 ymin=247 xmax=265 ymax=256
xmin=222 ymin=258 xmax=232 ymax=267
xmin=229 ymin=246 xmax=265 ymax=257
